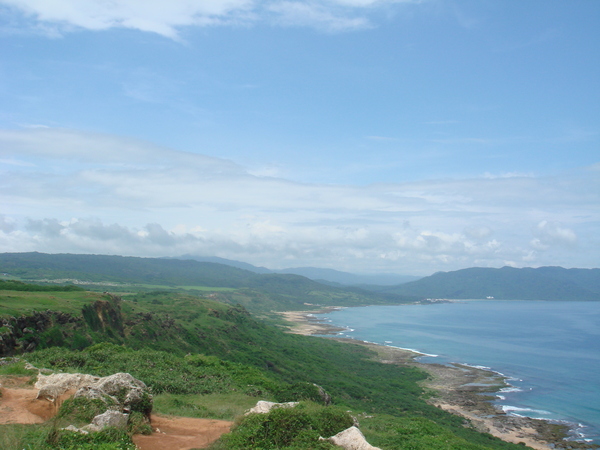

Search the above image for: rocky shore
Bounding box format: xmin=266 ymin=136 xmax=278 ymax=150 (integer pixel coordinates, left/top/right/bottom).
xmin=279 ymin=309 xmax=597 ymax=450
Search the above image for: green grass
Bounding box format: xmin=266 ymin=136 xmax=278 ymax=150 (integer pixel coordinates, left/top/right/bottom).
xmin=0 ymin=422 xmax=137 ymax=450
xmin=0 ymin=359 xmax=38 ymax=378
xmin=0 ymin=289 xmax=104 ymax=317
xmin=0 ymin=286 xmax=539 ymax=450
xmin=154 ymin=392 xmax=261 ymax=420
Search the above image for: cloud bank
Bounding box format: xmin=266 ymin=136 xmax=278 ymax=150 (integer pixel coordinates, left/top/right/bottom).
xmin=0 ymin=0 xmax=419 ymax=36
xmin=1 ymin=127 xmax=598 ymax=275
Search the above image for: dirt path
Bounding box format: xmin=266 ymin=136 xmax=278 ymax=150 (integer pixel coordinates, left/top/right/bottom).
xmin=0 ymin=377 xmax=62 ymax=424
xmin=1 ymin=377 xmax=232 ymax=450
xmin=133 ymin=415 xmax=232 ymax=450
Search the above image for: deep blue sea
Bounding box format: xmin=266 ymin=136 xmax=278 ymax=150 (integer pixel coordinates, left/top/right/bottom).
xmin=317 ymin=300 xmax=600 ymax=444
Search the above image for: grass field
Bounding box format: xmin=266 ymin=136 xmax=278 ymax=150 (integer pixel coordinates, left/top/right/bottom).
xmin=0 ymin=290 xmax=104 ymax=317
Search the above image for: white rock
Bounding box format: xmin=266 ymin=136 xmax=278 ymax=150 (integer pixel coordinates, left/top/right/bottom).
xmin=62 ymin=424 xmax=89 ymax=434
xmin=84 ymin=410 xmax=129 ymax=431
xmin=325 ymin=426 xmax=381 ymax=450
xmin=35 ymin=373 xmax=100 ymax=401
xmin=245 ymin=400 xmax=299 ymax=415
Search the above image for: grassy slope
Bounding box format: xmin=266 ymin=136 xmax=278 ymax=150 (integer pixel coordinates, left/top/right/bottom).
xmin=0 ymin=285 xmax=533 ymax=450
xmin=0 ymin=252 xmax=417 ymax=312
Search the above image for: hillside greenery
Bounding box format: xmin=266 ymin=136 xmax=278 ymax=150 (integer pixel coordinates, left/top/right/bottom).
xmin=0 ymin=281 xmax=555 ymax=449
xmin=0 ymin=252 xmax=417 ymax=312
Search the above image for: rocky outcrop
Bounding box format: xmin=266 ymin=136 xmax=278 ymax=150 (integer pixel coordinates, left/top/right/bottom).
xmin=314 ymin=383 xmax=332 ymax=405
xmin=35 ymin=372 xmax=152 ymax=417
xmin=81 ymin=295 xmax=124 ymax=336
xmin=0 ymin=311 xmax=80 ymax=356
xmin=322 ymin=426 xmax=381 ymax=450
xmin=84 ymin=410 xmax=130 ymax=432
xmin=36 ymin=373 xmax=100 ymax=402
xmin=63 ymin=410 xmax=130 ymax=434
xmin=245 ymin=400 xmax=299 ymax=415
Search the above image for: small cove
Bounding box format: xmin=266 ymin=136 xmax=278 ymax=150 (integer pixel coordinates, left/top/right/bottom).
xmin=317 ymin=300 xmax=600 ymax=444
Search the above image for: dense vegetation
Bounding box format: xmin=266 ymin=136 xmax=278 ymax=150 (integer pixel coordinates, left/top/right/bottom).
xmin=0 ymin=280 xmax=555 ymax=449
xmin=0 ymin=279 xmax=84 ymax=292
xmin=0 ymin=252 xmax=417 ymax=312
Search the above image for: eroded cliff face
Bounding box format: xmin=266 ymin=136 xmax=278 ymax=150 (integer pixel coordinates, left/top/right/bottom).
xmin=81 ymin=294 xmax=125 ymax=337
xmin=0 ymin=311 xmax=80 ymax=356
xmin=0 ymin=294 xmax=124 ymax=357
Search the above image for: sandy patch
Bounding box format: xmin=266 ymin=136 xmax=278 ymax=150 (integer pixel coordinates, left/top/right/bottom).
xmin=278 ymin=308 xmax=346 ymax=336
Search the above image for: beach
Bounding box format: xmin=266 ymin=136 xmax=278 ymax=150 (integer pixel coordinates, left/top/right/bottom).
xmin=278 ymin=309 xmax=595 ymax=450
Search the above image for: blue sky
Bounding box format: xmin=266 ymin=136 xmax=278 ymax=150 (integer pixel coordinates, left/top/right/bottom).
xmin=0 ymin=0 xmax=598 ymax=275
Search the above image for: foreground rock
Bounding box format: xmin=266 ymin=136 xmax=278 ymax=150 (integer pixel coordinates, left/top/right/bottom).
xmin=322 ymin=426 xmax=381 ymax=450
xmin=35 ymin=371 xmax=152 ymax=417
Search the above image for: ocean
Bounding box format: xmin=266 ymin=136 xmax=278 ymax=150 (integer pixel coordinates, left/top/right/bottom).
xmin=317 ymin=300 xmax=600 ymax=444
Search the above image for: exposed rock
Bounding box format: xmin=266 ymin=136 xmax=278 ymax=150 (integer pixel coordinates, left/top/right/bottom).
xmin=35 ymin=372 xmax=151 ymax=416
xmin=62 ymin=424 xmax=89 ymax=434
xmin=245 ymin=400 xmax=299 ymax=415
xmin=35 ymin=373 xmax=100 ymax=402
xmin=323 ymin=426 xmax=381 ymax=450
xmin=314 ymin=383 xmax=332 ymax=405
xmin=0 ymin=311 xmax=81 ymax=357
xmin=82 ymin=410 xmax=129 ymax=432
xmin=92 ymin=372 xmax=150 ymax=415
xmin=73 ymin=386 xmax=118 ymax=406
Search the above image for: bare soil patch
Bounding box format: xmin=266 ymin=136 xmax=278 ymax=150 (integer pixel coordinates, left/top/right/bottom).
xmin=1 ymin=376 xmax=232 ymax=450
xmin=133 ymin=414 xmax=232 ymax=450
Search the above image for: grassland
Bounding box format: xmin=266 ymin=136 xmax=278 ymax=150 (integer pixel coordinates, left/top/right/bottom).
xmin=0 ymin=281 xmax=568 ymax=450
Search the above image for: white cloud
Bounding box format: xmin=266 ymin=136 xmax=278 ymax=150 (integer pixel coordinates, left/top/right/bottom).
xmin=0 ymin=0 xmax=420 ymax=36
xmin=1 ymin=0 xmax=253 ymax=38
xmin=1 ymin=127 xmax=598 ymax=274
xmin=267 ymin=1 xmax=370 ymax=31
xmin=531 ymin=220 xmax=578 ymax=250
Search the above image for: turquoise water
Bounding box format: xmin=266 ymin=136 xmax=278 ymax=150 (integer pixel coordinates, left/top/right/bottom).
xmin=319 ymin=300 xmax=600 ymax=443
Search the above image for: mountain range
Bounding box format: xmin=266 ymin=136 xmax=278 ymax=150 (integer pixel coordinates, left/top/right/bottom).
xmin=381 ymin=266 xmax=600 ymax=301
xmin=2 ymin=252 xmax=599 ymax=304
xmin=168 ymin=254 xmax=421 ymax=286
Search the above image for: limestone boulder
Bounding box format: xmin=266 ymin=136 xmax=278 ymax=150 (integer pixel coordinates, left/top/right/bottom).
xmin=36 ymin=372 xmax=152 ymax=416
xmin=82 ymin=410 xmax=129 ymax=433
xmin=324 ymin=426 xmax=381 ymax=450
xmin=35 ymin=373 xmax=100 ymax=402
xmin=245 ymin=400 xmax=299 ymax=415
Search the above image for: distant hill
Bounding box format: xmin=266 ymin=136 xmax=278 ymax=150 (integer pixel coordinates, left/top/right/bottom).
xmin=0 ymin=252 xmax=416 ymax=311
xmin=171 ymin=254 xmax=420 ymax=286
xmin=170 ymin=254 xmax=272 ymax=274
xmin=273 ymin=267 xmax=421 ymax=286
xmin=382 ymin=266 xmax=600 ymax=301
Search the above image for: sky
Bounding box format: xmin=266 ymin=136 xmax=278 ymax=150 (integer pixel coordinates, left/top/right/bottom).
xmin=0 ymin=0 xmax=599 ymax=276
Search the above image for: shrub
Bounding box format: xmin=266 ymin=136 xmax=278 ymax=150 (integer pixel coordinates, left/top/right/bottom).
xmin=213 ymin=402 xmax=352 ymax=450
xmin=57 ymin=397 xmax=114 ymax=425
xmin=45 ymin=426 xmax=137 ymax=450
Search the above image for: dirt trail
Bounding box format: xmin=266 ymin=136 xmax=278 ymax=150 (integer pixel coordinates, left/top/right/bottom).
xmin=0 ymin=378 xmax=232 ymax=450
xmin=133 ymin=415 xmax=232 ymax=450
xmin=0 ymin=377 xmax=63 ymax=424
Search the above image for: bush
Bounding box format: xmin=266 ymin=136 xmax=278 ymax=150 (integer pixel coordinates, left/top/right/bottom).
xmin=57 ymin=397 xmax=114 ymax=426
xmin=45 ymin=426 xmax=137 ymax=450
xmin=213 ymin=402 xmax=353 ymax=449
xmin=275 ymin=382 xmax=329 ymax=405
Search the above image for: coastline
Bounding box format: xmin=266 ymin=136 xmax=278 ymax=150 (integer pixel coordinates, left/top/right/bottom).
xmin=278 ymin=309 xmax=596 ymax=450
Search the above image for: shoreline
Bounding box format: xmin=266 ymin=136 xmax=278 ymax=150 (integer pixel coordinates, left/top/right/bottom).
xmin=277 ymin=309 xmax=596 ymax=450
